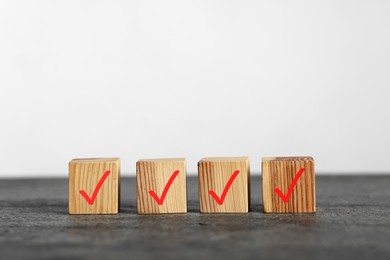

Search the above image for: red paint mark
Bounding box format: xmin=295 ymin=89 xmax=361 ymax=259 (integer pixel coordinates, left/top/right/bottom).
xmin=274 ymin=168 xmax=305 ymax=203
xmin=80 ymin=170 xmax=111 ymax=205
xmin=149 ymin=170 xmax=180 ymax=205
xmin=208 ymin=170 xmax=241 ymax=205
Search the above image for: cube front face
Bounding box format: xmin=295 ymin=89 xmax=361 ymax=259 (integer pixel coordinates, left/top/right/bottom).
xmin=198 ymin=157 xmax=250 ymax=213
xmin=137 ymin=158 xmax=187 ymax=214
xmin=262 ymin=157 xmax=316 ymax=213
xmin=69 ymin=158 xmax=120 ymax=215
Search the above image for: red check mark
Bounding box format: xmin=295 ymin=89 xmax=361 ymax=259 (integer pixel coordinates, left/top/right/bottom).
xmin=79 ymin=170 xmax=112 ymax=205
xmin=209 ymin=170 xmax=240 ymax=205
xmin=149 ymin=170 xmax=180 ymax=205
xmin=274 ymin=168 xmax=305 ymax=203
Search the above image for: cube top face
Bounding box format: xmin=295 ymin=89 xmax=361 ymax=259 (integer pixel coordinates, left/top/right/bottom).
xmin=137 ymin=158 xmax=187 ymax=214
xmin=263 ymin=156 xmax=314 ymax=162
xmin=69 ymin=158 xmax=120 ymax=215
xmin=199 ymin=157 xmax=249 ymax=163
xmin=262 ymin=156 xmax=315 ymax=213
xmin=70 ymin=158 xmax=120 ymax=163
xmin=137 ymin=158 xmax=185 ymax=163
xmin=198 ymin=157 xmax=250 ymax=213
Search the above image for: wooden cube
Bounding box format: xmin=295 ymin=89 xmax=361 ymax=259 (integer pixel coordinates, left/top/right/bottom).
xmin=198 ymin=157 xmax=250 ymax=213
xmin=136 ymin=158 xmax=187 ymax=214
xmin=262 ymin=156 xmax=316 ymax=213
xmin=69 ymin=158 xmax=120 ymax=215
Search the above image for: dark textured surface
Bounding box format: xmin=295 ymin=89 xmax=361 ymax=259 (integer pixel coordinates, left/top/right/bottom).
xmin=0 ymin=176 xmax=390 ymax=260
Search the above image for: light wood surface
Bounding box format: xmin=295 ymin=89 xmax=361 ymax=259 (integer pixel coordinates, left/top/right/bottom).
xmin=68 ymin=158 xmax=120 ymax=214
xmin=262 ymin=156 xmax=316 ymax=213
xmin=198 ymin=157 xmax=250 ymax=213
xmin=136 ymin=158 xmax=187 ymax=214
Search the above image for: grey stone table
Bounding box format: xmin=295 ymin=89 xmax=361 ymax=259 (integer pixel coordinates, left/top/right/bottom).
xmin=0 ymin=176 xmax=389 ymax=260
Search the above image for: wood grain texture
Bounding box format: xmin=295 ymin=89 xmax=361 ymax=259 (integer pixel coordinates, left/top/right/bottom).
xmin=262 ymin=157 xmax=315 ymax=213
xmin=198 ymin=157 xmax=250 ymax=213
xmin=136 ymin=158 xmax=187 ymax=214
xmin=68 ymin=158 xmax=120 ymax=215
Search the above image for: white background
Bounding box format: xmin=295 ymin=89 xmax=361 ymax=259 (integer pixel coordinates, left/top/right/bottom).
xmin=1 ymin=1 xmax=389 ymax=177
